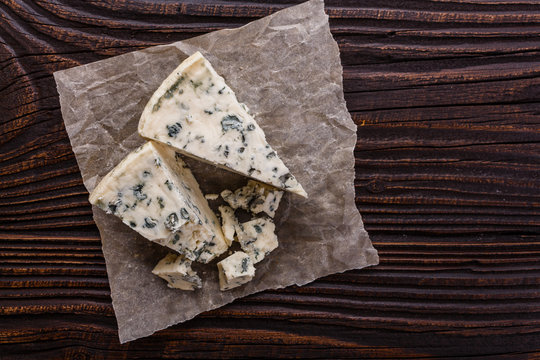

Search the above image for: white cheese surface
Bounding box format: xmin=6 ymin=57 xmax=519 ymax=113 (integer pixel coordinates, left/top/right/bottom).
xmin=138 ymin=51 xmax=307 ymax=198
xmin=152 ymin=253 xmax=202 ymax=291
xmin=217 ymin=251 xmax=255 ymax=291
xmin=236 ymin=217 xmax=278 ymax=264
xmin=89 ymin=141 xmax=228 ymax=263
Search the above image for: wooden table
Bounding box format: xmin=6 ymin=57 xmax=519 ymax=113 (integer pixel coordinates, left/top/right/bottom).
xmin=1 ymin=1 xmax=539 ymax=358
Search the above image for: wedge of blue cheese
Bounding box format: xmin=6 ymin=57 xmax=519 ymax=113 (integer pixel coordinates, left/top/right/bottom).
xmin=236 ymin=218 xmax=278 ymax=264
xmin=218 ymin=205 xmax=238 ymax=244
xmin=217 ymin=251 xmax=255 ymax=291
xmin=138 ymin=51 xmax=307 ymax=198
xmin=152 ymin=253 xmax=202 ymax=290
xmin=89 ymin=141 xmax=228 ymax=263
xmin=221 ymin=180 xmax=283 ymax=218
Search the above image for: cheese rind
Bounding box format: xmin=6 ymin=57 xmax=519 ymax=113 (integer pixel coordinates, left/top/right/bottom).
xmin=236 ymin=218 xmax=278 ymax=263
xmin=218 ymin=205 xmax=238 ymax=245
xmin=152 ymin=253 xmax=202 ymax=290
xmin=221 ymin=180 xmax=283 ymax=218
xmin=138 ymin=51 xmax=307 ymax=198
xmin=89 ymin=141 xmax=228 ymax=263
xmin=217 ymin=251 xmax=255 ymax=291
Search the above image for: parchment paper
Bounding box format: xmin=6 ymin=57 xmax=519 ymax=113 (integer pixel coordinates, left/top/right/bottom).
xmin=54 ymin=0 xmax=379 ymax=343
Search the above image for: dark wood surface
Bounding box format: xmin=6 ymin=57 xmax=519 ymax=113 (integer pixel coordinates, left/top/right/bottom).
xmin=1 ymin=0 xmax=539 ymax=358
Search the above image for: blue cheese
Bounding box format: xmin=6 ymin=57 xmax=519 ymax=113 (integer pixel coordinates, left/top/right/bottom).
xmin=236 ymin=218 xmax=278 ymax=264
xmin=221 ymin=180 xmax=283 ymax=218
xmin=204 ymin=193 xmax=219 ymax=201
xmin=138 ymin=51 xmax=307 ymax=198
xmin=217 ymin=251 xmax=255 ymax=291
xmin=89 ymin=141 xmax=228 ymax=263
xmin=218 ymin=205 xmax=238 ymax=245
xmin=152 ymin=253 xmax=202 ymax=291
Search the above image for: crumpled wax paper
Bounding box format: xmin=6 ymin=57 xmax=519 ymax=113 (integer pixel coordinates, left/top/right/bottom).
xmin=53 ymin=0 xmax=379 ymax=343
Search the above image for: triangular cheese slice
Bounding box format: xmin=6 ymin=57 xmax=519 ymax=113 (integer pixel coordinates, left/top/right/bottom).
xmin=89 ymin=141 xmax=229 ymax=264
xmin=138 ymin=52 xmax=307 ymax=198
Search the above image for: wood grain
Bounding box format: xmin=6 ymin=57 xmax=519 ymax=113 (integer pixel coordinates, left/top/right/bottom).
xmin=0 ymin=0 xmax=539 ymax=358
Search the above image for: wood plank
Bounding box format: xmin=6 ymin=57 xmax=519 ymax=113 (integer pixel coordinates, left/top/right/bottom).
xmin=0 ymin=0 xmax=539 ymax=358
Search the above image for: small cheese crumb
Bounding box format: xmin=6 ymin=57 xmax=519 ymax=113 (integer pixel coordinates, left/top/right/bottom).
xmin=152 ymin=253 xmax=202 ymax=291
xmin=219 ymin=205 xmax=238 ymax=245
xmin=205 ymin=193 xmax=219 ymax=200
xmin=220 ymin=180 xmax=283 ymax=218
xmin=217 ymin=251 xmax=255 ymax=291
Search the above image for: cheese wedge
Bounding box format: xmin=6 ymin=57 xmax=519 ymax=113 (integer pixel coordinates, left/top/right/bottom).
xmin=138 ymin=51 xmax=307 ymax=198
xmin=89 ymin=141 xmax=228 ymax=264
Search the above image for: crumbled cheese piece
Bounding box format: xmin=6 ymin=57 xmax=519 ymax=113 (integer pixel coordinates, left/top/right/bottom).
xmin=221 ymin=180 xmax=283 ymax=218
xmin=236 ymin=218 xmax=278 ymax=263
xmin=152 ymin=253 xmax=202 ymax=291
xmin=138 ymin=51 xmax=307 ymax=198
xmin=220 ymin=188 xmax=249 ymax=210
xmin=218 ymin=205 xmax=238 ymax=245
xmin=217 ymin=251 xmax=255 ymax=291
xmin=204 ymin=193 xmax=219 ymax=200
xmin=89 ymin=141 xmax=228 ymax=263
